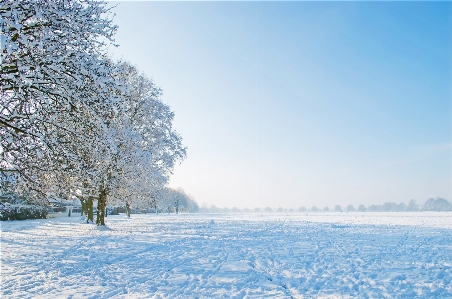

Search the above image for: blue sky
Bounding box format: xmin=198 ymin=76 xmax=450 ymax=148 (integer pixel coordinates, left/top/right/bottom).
xmin=109 ymin=1 xmax=451 ymax=209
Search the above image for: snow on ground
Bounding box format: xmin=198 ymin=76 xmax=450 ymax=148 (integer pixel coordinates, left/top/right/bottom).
xmin=1 ymin=212 xmax=451 ymax=298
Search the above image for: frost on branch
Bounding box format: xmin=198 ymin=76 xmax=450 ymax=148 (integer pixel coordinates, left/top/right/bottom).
xmin=92 ymin=62 xmax=186 ymax=224
xmin=1 ymin=0 xmax=119 ymax=201
xmin=1 ymin=2 xmax=187 ymax=224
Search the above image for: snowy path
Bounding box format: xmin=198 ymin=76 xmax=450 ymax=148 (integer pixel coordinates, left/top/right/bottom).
xmin=1 ymin=213 xmax=452 ymax=298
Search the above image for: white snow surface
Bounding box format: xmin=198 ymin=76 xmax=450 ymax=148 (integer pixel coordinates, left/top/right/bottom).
xmin=1 ymin=212 xmax=451 ymax=298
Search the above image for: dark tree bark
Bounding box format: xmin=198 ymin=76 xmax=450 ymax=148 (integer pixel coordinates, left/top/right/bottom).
xmin=125 ymin=201 xmax=131 ymax=218
xmin=96 ymin=189 xmax=107 ymax=226
xmin=80 ymin=198 xmax=87 ymax=216
xmin=87 ymin=197 xmax=94 ymax=223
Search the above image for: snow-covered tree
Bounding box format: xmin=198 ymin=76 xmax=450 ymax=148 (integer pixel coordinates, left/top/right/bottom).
xmin=406 ymin=199 xmax=419 ymax=211
xmin=89 ymin=62 xmax=186 ymax=224
xmin=346 ymin=204 xmax=355 ymax=212
xmin=157 ymin=187 xmax=198 ymax=214
xmin=1 ymin=0 xmax=120 ymax=203
xmin=422 ymin=197 xmax=451 ymax=211
xmin=1 ymin=2 xmax=186 ymax=225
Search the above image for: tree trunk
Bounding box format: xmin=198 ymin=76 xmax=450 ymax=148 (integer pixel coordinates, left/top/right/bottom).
xmin=125 ymin=201 xmax=131 ymax=218
xmin=96 ymin=189 xmax=107 ymax=226
xmin=87 ymin=197 xmax=94 ymax=223
xmin=81 ymin=199 xmax=86 ymax=216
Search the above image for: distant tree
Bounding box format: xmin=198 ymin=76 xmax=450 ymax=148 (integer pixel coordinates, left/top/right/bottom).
xmin=357 ymin=204 xmax=366 ymax=212
xmin=298 ymin=206 xmax=307 ymax=212
xmin=310 ymin=206 xmax=319 ymax=212
xmin=209 ymin=205 xmax=220 ymax=213
xmin=323 ymin=207 xmax=330 ymax=212
xmin=407 ymin=199 xmax=419 ymax=211
xmin=231 ymin=207 xmax=240 ymax=213
xmin=367 ymin=205 xmax=380 ymax=212
xmin=277 ymin=207 xmax=284 ymax=212
xmin=436 ymin=198 xmax=452 ymax=211
xmin=423 ymin=197 xmax=452 ymax=211
xmin=173 ymin=192 xmax=183 ymax=214
xmin=382 ymin=202 xmax=398 ymax=212
xmin=397 ymin=202 xmax=406 ymax=212
xmin=346 ymin=204 xmax=355 ymax=212
xmin=254 ymin=207 xmax=261 ymax=212
xmin=156 ymin=187 xmax=197 ymax=214
xmin=334 ymin=205 xmax=342 ymax=212
xmin=188 ymin=198 xmax=199 ymax=213
xmin=264 ymin=207 xmax=273 ymax=212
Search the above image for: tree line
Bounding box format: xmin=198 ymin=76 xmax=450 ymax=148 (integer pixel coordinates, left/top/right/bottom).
xmin=152 ymin=187 xmax=199 ymax=214
xmin=299 ymin=198 xmax=452 ymax=212
xmin=198 ymin=197 xmax=452 ymax=213
xmin=119 ymin=187 xmax=199 ymax=217
xmin=1 ymin=0 xmax=186 ymax=224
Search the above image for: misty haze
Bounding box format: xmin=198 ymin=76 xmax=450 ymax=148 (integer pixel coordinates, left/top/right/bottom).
xmin=1 ymin=1 xmax=451 ymax=298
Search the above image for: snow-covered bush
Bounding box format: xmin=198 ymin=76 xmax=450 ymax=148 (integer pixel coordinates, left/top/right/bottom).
xmin=0 ymin=195 xmax=48 ymax=221
xmin=0 ymin=204 xmax=48 ymax=221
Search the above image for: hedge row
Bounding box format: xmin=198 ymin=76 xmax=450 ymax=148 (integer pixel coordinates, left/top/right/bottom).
xmin=0 ymin=206 xmax=48 ymax=221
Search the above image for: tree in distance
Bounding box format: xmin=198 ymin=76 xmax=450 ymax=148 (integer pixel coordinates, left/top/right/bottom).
xmin=334 ymin=205 xmax=343 ymax=212
xmin=423 ymin=197 xmax=451 ymax=211
xmin=346 ymin=204 xmax=355 ymax=212
xmin=407 ymin=199 xmax=419 ymax=211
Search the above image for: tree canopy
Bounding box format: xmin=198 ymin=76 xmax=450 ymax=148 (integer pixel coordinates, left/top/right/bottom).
xmin=1 ymin=0 xmax=187 ymax=224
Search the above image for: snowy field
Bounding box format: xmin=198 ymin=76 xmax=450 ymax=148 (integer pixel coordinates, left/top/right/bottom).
xmin=1 ymin=212 xmax=452 ymax=298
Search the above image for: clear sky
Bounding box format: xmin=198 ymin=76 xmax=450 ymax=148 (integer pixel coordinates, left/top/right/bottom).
xmin=109 ymin=1 xmax=451 ymax=209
